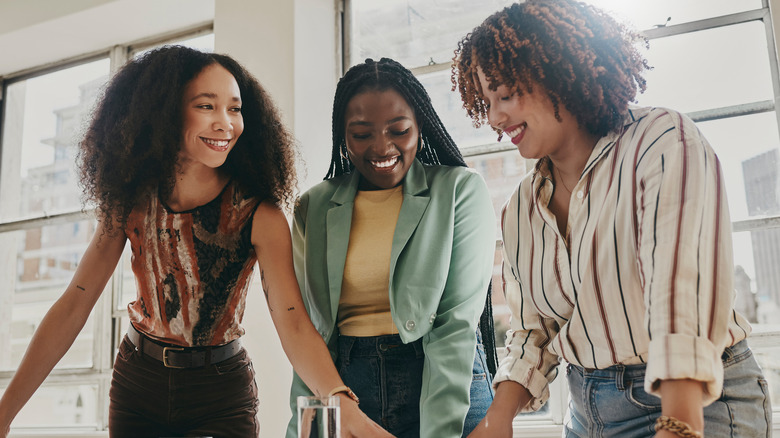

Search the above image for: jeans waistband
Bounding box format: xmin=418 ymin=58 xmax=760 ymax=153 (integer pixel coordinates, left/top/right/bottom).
xmin=721 ymin=338 xmax=750 ymax=363
xmin=337 ymin=334 xmax=424 ymax=362
xmin=571 ymin=339 xmax=750 ymax=382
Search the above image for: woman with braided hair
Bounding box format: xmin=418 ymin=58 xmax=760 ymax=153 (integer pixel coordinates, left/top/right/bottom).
xmin=452 ymin=1 xmax=770 ymax=437
xmin=287 ymin=57 xmax=498 ymax=437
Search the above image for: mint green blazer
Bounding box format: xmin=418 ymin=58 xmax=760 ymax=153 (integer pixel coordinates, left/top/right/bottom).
xmin=286 ymin=159 xmax=496 ymax=437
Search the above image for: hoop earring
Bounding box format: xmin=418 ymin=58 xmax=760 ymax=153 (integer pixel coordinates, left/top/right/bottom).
xmin=340 ymin=144 xmax=349 ymax=160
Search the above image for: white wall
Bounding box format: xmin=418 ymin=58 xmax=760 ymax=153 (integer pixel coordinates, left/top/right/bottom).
xmin=214 ymin=1 xmax=338 ymax=436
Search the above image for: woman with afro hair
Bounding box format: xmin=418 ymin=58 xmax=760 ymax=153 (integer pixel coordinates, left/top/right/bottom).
xmin=0 ymin=45 xmax=389 ymax=438
xmin=452 ymin=1 xmax=770 ymax=437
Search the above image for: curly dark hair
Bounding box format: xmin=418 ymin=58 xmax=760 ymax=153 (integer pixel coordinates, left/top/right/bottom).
xmin=327 ymin=57 xmax=465 ymax=179
xmin=79 ymin=45 xmax=297 ymax=234
xmin=326 ymin=57 xmax=499 ymax=376
xmin=452 ymin=0 xmax=650 ymax=137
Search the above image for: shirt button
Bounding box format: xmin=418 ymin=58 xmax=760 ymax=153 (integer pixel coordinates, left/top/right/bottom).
xmin=405 ymin=320 xmax=416 ymax=331
xmin=576 ymin=190 xmax=584 ymax=200
xmin=429 ymin=313 xmax=436 ymax=324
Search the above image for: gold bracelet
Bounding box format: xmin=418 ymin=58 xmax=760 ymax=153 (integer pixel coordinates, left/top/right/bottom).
xmin=327 ymin=385 xmax=360 ymax=404
xmin=654 ymin=415 xmax=702 ymax=438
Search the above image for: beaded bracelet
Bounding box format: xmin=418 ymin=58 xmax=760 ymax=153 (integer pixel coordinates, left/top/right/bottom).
xmin=654 ymin=415 xmax=702 ymax=438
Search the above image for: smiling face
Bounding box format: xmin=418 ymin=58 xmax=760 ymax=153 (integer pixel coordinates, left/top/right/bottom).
xmin=477 ymin=67 xmax=581 ymax=161
xmin=344 ymin=89 xmax=420 ymax=190
xmin=178 ymin=63 xmax=244 ymax=171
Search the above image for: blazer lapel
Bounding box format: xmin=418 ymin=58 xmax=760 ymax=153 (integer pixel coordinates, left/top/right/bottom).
xmin=390 ymin=160 xmax=430 ymax=275
xmin=325 ymin=172 xmax=360 ymax=322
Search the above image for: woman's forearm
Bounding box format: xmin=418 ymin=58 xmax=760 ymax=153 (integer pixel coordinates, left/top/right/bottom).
xmin=658 ymin=378 xmax=705 ymax=432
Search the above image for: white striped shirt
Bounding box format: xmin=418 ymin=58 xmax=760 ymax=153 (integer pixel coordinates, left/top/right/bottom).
xmin=494 ymin=106 xmax=751 ymax=411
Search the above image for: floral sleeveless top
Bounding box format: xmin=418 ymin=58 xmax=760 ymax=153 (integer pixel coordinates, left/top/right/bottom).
xmin=125 ymin=180 xmax=259 ymax=347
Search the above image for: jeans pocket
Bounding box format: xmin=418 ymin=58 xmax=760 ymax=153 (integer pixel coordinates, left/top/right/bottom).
xmin=624 ymin=378 xmax=662 ymax=411
xmin=116 ymin=337 xmax=137 ymax=361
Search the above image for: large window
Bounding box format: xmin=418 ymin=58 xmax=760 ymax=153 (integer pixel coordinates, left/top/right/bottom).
xmin=0 ymin=29 xmax=213 ymax=433
xmin=348 ymin=0 xmax=780 ymax=435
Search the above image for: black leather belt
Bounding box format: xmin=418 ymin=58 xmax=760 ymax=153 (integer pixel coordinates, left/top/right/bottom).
xmin=126 ymin=323 xmax=242 ymax=369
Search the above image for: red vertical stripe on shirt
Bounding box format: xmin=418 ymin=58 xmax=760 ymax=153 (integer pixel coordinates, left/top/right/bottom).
xmin=590 ymin=230 xmax=618 ymax=363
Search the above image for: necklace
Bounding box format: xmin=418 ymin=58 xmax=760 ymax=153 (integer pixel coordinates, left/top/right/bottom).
xmin=554 ymin=165 xmax=573 ymax=194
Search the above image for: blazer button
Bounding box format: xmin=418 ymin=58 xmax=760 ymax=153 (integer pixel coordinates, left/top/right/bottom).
xmin=429 ymin=313 xmax=436 ymax=324
xmin=405 ymin=320 xmax=416 ymax=331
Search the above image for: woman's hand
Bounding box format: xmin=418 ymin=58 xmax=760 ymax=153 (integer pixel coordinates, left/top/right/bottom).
xmin=467 ymin=414 xmax=513 ymax=438
xmin=339 ymin=397 xmax=395 ymax=438
xmin=467 ymin=381 xmax=531 ymax=438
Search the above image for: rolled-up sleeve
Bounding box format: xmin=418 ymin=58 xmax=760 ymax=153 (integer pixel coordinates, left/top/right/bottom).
xmin=635 ymin=109 xmax=742 ymax=405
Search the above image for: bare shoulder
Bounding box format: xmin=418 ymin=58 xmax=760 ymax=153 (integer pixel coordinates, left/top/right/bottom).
xmin=251 ymin=200 xmax=291 ymax=246
xmin=92 ymin=215 xmax=128 ymax=251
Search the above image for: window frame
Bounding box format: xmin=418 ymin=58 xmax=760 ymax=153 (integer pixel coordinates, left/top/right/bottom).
xmin=343 ymin=0 xmax=780 ymax=434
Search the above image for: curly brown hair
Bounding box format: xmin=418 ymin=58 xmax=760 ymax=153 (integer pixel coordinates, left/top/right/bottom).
xmin=79 ymin=45 xmax=297 ymax=234
xmin=452 ymin=0 xmax=650 ymax=137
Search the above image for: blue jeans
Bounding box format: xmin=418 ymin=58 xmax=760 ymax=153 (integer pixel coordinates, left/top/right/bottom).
xmin=336 ymin=332 xmax=494 ymax=438
xmin=564 ymin=339 xmax=772 ymax=437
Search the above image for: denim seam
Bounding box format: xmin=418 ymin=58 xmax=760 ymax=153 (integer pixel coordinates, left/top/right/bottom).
xmin=758 ymin=378 xmax=771 ymax=438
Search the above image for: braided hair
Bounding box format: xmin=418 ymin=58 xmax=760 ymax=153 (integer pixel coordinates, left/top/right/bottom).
xmin=327 ymin=57 xmax=466 ymax=178
xmin=327 ymin=57 xmax=499 ymax=376
xmin=452 ymin=0 xmax=650 ymax=137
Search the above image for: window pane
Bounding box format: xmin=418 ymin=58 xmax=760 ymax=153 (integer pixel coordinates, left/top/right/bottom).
xmin=465 ymin=150 xmax=531 ymax=227
xmin=696 ymin=112 xmax=780 ymax=222
xmin=583 ymin=0 xmax=761 ymax=31
xmin=737 ymin=227 xmax=780 ymax=322
xmin=419 ymin=69 xmax=496 ymax=149
xmin=0 ymin=59 xmax=110 ymax=222
xmin=2 ymin=384 xmax=100 ymax=429
xmin=636 ymin=22 xmax=773 ymax=113
xmin=0 ymin=221 xmax=98 ymax=371
xmin=350 ymin=0 xmax=514 ymax=69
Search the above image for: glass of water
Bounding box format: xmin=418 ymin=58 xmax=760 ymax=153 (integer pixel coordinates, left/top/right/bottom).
xmin=297 ymin=395 xmax=341 ymax=438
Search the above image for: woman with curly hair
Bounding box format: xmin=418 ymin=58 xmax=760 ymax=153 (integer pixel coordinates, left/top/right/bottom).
xmin=452 ymin=1 xmax=770 ymax=437
xmin=288 ymin=57 xmax=497 ymax=438
xmin=0 ymin=45 xmax=388 ymax=438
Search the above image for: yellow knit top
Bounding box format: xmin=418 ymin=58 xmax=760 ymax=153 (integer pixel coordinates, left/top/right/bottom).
xmin=337 ymin=185 xmax=403 ymax=336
